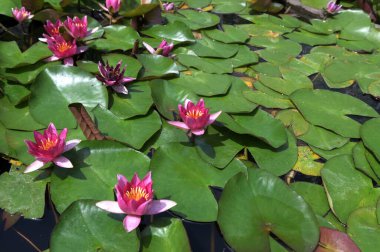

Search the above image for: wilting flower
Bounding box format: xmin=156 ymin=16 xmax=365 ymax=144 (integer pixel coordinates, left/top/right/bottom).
xmin=64 ymin=16 xmax=89 ymax=39
xmin=162 ymin=2 xmax=175 ymax=11
xmin=44 ymin=20 xmax=63 ymax=37
xmin=96 ymin=61 xmax=135 ymax=94
xmin=326 ymin=1 xmax=342 ymax=14
xmin=96 ymin=172 xmax=176 ymax=232
xmin=105 ymin=0 xmax=121 ymax=13
xmin=24 ymin=123 xmax=80 ymax=173
xmin=45 ymin=35 xmax=87 ymax=66
xmin=168 ymin=99 xmax=222 ymax=136
xmin=12 ymin=7 xmax=33 ymax=23
xmin=143 ymin=40 xmax=174 ymax=57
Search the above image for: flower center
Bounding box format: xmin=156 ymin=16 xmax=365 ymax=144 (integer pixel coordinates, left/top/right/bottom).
xmin=39 ymin=138 xmax=58 ymax=151
xmin=56 ymin=41 xmax=72 ymax=53
xmin=125 ymin=187 xmax=149 ymax=201
xmin=186 ymin=109 xmax=204 ymax=119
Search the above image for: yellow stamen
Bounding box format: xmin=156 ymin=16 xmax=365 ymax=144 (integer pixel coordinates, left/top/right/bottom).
xmin=39 ymin=138 xmax=58 ymax=151
xmin=186 ymin=109 xmax=204 ymax=119
xmin=57 ymin=42 xmax=72 ymax=53
xmin=125 ymin=187 xmax=149 ymax=201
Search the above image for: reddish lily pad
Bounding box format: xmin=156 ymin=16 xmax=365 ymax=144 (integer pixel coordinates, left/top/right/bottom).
xmin=316 ymin=227 xmax=360 ymax=252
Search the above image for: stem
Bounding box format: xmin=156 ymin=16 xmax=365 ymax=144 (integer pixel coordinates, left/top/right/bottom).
xmin=0 ymin=22 xmax=20 ymax=39
xmin=12 ymin=228 xmax=42 ymax=252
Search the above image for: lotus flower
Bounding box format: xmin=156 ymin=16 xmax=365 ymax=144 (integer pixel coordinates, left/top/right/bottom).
xmin=12 ymin=7 xmax=33 ymax=23
xmin=96 ymin=172 xmax=176 ymax=232
xmin=326 ymin=1 xmax=342 ymax=14
xmin=143 ymin=40 xmax=174 ymax=57
xmin=24 ymin=123 xmax=80 ymax=173
xmin=168 ymin=99 xmax=222 ymax=136
xmin=105 ymin=0 xmax=121 ymax=13
xmin=64 ymin=16 xmax=89 ymax=39
xmin=96 ymin=61 xmax=135 ymax=94
xmin=44 ymin=20 xmax=63 ymax=37
xmin=162 ymin=2 xmax=175 ymax=11
xmin=45 ymin=35 xmax=87 ymax=66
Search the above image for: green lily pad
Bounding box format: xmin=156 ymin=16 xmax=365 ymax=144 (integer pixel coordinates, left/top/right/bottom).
xmin=290 ymin=182 xmax=329 ymax=216
xmin=141 ymin=22 xmax=195 ymax=43
xmin=90 ymin=25 xmax=140 ymax=52
xmin=243 ymin=89 xmax=294 ymax=109
xmin=258 ymin=73 xmax=313 ymax=96
xmin=204 ymin=25 xmax=249 ymax=43
xmin=285 ymin=31 xmax=337 ymax=46
xmin=176 ymin=54 xmax=233 ymax=74
xmin=0 ymin=166 xmax=48 ymax=219
xmin=353 ymin=142 xmax=380 ymax=184
xmin=137 ymin=54 xmax=179 ymax=79
xmin=185 ymin=0 xmax=210 ymax=8
xmin=217 ymin=169 xmax=319 ymax=252
xmin=92 ymin=106 xmax=161 ymax=150
xmin=2 ymin=82 xmax=30 ymax=106
xmin=195 ymin=126 xmax=243 ymax=169
xmin=109 ymin=82 xmax=153 ymax=119
xmin=211 ymin=0 xmax=246 ymax=13
xmin=248 ymin=130 xmax=297 ymax=176
xmin=169 ymin=71 xmax=231 ymax=97
xmin=347 ymin=207 xmax=380 ymax=252
xmin=50 ymin=140 xmax=150 ymax=213
xmin=0 ymin=123 xmax=9 ymax=155
xmin=29 ymin=65 xmax=108 ymax=129
xmin=187 ymin=37 xmax=239 ymax=58
xmin=321 ymin=155 xmax=380 ymax=223
xmin=290 ymin=89 xmax=378 ymax=138
xmin=275 ymin=109 xmax=310 ymax=136
xmin=150 ymin=143 xmax=246 ymax=222
xmin=141 ymin=218 xmax=191 ymax=252
xmin=164 ymin=10 xmax=220 ymax=30
xmin=50 ymin=200 xmax=139 ymax=252
xmin=0 ymin=0 xmax=21 ymax=16
xmin=150 ymin=120 xmax=189 ymax=150
xmin=310 ymin=141 xmax=357 ymax=160
xmin=361 ymin=118 xmax=380 ymax=161
xmin=123 ymin=3 xmax=159 ymax=17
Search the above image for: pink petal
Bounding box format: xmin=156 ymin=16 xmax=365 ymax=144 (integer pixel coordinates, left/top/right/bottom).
xmin=96 ymin=201 xmax=125 ymax=214
xmin=64 ymin=139 xmax=81 ymax=152
xmin=184 ymin=99 xmax=192 ymax=109
xmin=191 ymin=129 xmax=205 ymax=135
xmin=145 ymin=200 xmax=177 ymax=215
xmin=77 ymin=46 xmax=88 ymax=53
xmin=53 ymin=156 xmax=73 ymax=168
xmin=24 ymin=160 xmax=45 ymax=173
xmin=117 ymin=174 xmax=128 ymax=189
xmin=131 ymin=173 xmax=141 ymax=185
xmin=64 ymin=57 xmax=74 ymax=66
xmin=112 ymin=84 xmax=128 ymax=94
xmin=140 ymin=171 xmax=152 ymax=187
xmin=45 ymin=56 xmax=60 ymax=62
xmin=142 ymin=42 xmax=156 ymax=55
xmin=207 ymin=111 xmax=222 ymax=125
xmin=122 ymin=77 xmax=136 ymax=83
xmin=123 ymin=215 xmax=141 ymax=232
xmin=167 ymin=121 xmax=190 ymax=130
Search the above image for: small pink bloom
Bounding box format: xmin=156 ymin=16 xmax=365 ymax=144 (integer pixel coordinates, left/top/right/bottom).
xmin=168 ymin=99 xmax=222 ymax=136
xmin=96 ymin=172 xmax=176 ymax=232
xmin=326 ymin=1 xmax=342 ymax=14
xmin=105 ymin=0 xmax=121 ymax=13
xmin=45 ymin=35 xmax=87 ymax=66
xmin=162 ymin=2 xmax=175 ymax=11
xmin=143 ymin=40 xmax=174 ymax=57
xmin=44 ymin=20 xmax=63 ymax=37
xmin=64 ymin=16 xmax=88 ymax=39
xmin=12 ymin=7 xmax=33 ymax=23
xmin=24 ymin=123 xmax=81 ymax=173
xmin=96 ymin=61 xmax=135 ymax=94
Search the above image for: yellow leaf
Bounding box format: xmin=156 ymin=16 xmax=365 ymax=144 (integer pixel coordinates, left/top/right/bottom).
xmin=293 ymin=146 xmax=323 ymax=176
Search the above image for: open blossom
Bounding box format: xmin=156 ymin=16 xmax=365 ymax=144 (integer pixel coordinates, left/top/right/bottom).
xmin=45 ymin=35 xmax=87 ymax=66
xmin=64 ymin=16 xmax=89 ymax=39
xmin=105 ymin=0 xmax=121 ymax=13
xmin=162 ymin=2 xmax=175 ymax=11
xmin=12 ymin=7 xmax=33 ymax=23
xmin=96 ymin=61 xmax=135 ymax=94
xmin=96 ymin=172 xmax=176 ymax=232
xmin=143 ymin=40 xmax=174 ymax=57
xmin=24 ymin=123 xmax=80 ymax=173
xmin=326 ymin=1 xmax=342 ymax=14
xmin=44 ymin=20 xmax=63 ymax=37
xmin=168 ymin=99 xmax=222 ymax=136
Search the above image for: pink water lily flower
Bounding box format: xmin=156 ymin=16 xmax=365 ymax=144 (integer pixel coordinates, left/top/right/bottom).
xmin=96 ymin=61 xmax=135 ymax=94
xmin=162 ymin=2 xmax=175 ymax=11
xmin=12 ymin=7 xmax=33 ymax=23
xmin=45 ymin=35 xmax=87 ymax=66
xmin=105 ymin=0 xmax=121 ymax=13
xmin=24 ymin=123 xmax=81 ymax=173
xmin=168 ymin=98 xmax=222 ymax=136
xmin=96 ymin=172 xmax=176 ymax=232
xmin=44 ymin=20 xmax=63 ymax=37
xmin=64 ymin=16 xmax=89 ymax=39
xmin=143 ymin=40 xmax=174 ymax=57
xmin=326 ymin=1 xmax=342 ymax=14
